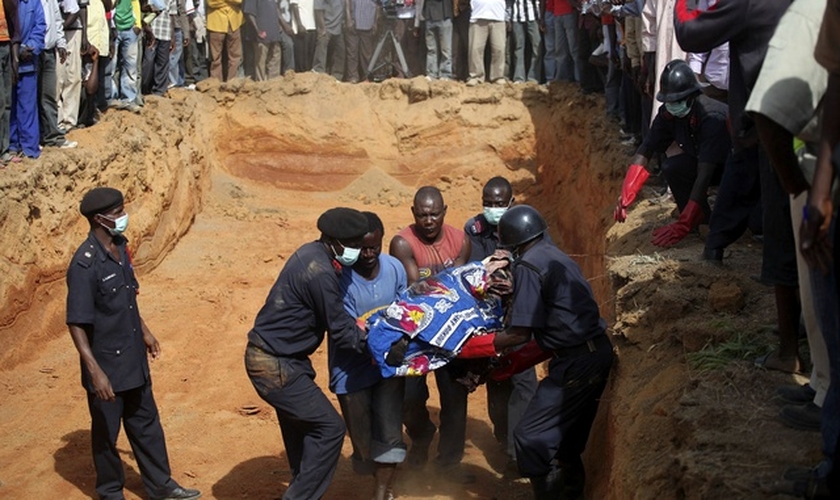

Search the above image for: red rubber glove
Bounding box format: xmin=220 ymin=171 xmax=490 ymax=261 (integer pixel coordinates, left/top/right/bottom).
xmin=651 ymin=199 xmax=705 ymax=247
xmin=614 ymin=164 xmax=650 ymax=222
xmin=457 ymin=333 xmax=497 ymax=358
xmin=489 ymin=339 xmax=552 ymax=381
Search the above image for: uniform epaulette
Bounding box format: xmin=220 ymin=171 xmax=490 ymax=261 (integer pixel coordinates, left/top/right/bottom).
xmin=467 ymin=216 xmax=485 ymax=236
xmin=74 ymin=244 xmax=96 ymax=269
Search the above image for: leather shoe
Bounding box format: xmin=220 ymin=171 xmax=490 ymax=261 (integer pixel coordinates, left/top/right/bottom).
xmin=776 ymin=383 xmax=817 ymax=405
xmin=779 ymin=402 xmax=821 ymax=432
xmin=154 ymin=486 xmax=201 ymax=500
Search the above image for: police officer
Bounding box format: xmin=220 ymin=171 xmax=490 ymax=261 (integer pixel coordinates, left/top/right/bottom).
xmin=614 ymin=59 xmax=731 ymax=247
xmin=244 ymin=207 xmax=371 ymax=500
xmin=464 ymin=176 xmax=538 ymax=466
xmin=459 ymin=205 xmax=613 ymax=499
xmin=66 ymin=187 xmax=201 ymax=500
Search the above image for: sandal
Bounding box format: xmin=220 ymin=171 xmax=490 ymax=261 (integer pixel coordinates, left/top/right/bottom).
xmin=754 ymin=351 xmax=804 ymax=374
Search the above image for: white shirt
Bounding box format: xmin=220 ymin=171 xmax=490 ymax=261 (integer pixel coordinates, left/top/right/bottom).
xmin=292 ymin=0 xmax=317 ymax=31
xmin=42 ymin=0 xmax=67 ymax=50
xmin=470 ymin=0 xmax=506 ymax=22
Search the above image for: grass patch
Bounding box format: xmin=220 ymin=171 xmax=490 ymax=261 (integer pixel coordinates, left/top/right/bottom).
xmin=686 ymin=331 xmax=769 ymax=372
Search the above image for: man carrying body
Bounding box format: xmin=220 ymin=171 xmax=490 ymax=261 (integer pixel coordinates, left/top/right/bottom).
xmin=331 ymin=211 xmax=407 ymax=500
xmin=614 ymin=59 xmax=730 ymax=247
xmin=459 ymin=204 xmax=613 ymax=499
xmin=463 ymin=176 xmax=537 ymax=468
xmin=389 ymin=185 xmax=475 ymax=483
xmin=245 ymin=207 xmax=370 ymax=499
xmin=66 ymin=187 xmax=200 ymax=500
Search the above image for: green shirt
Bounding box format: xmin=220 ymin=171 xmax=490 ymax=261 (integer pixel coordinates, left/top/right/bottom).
xmin=114 ymin=0 xmax=136 ymax=31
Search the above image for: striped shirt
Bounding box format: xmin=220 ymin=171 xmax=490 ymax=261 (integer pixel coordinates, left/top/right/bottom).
xmin=508 ymin=0 xmax=539 ymax=23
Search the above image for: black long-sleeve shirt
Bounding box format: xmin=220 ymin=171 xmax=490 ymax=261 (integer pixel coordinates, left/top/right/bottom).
xmin=248 ymin=241 xmax=366 ymax=358
xmin=673 ymin=0 xmax=792 ymax=147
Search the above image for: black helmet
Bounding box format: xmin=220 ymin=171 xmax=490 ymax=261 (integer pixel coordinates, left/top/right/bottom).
xmin=656 ymin=60 xmax=706 ymax=103
xmin=498 ymin=205 xmax=548 ymax=249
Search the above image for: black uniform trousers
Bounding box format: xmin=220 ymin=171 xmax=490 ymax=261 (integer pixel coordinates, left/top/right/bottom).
xmin=660 ymin=153 xmax=717 ymax=217
xmin=245 ymin=342 xmax=346 ymax=500
xmin=514 ymin=334 xmax=613 ymax=479
xmin=704 ymin=145 xmax=762 ymax=253
xmin=403 ymin=361 xmax=469 ymax=467
xmin=87 ymin=382 xmax=175 ymax=500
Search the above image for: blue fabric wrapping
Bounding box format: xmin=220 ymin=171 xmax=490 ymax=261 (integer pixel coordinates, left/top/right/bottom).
xmin=366 ymin=262 xmax=505 ymax=378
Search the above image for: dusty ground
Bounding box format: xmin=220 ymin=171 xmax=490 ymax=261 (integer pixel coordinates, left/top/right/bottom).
xmin=0 ymin=73 xmax=824 ymax=499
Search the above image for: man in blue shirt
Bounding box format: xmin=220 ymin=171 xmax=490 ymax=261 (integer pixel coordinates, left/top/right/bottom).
xmin=331 ymin=211 xmax=407 ymax=500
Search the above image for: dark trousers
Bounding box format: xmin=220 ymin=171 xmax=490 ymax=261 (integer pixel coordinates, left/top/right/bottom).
xmin=345 ymin=28 xmax=375 ymax=82
xmin=453 ymin=12 xmax=471 ymax=81
xmin=294 ymin=30 xmax=317 ymax=73
xmin=759 ymin=150 xmax=798 ymax=286
xmin=514 ymin=335 xmax=613 ymax=479
xmin=185 ymin=40 xmax=208 ymax=84
xmin=143 ymin=40 xmax=171 ymax=96
xmin=87 ymin=383 xmax=175 ymax=500
xmin=704 ymin=145 xmax=762 ymax=253
xmin=660 ymin=154 xmax=703 ymax=215
xmin=337 ymin=376 xmax=406 ymax=475
xmin=245 ymin=343 xmax=345 ymax=500
xmin=403 ymin=361 xmax=469 ymax=466
xmin=487 ymin=366 xmax=538 ymax=457
xmin=0 ymin=42 xmax=12 ymax=154
xmin=39 ymin=48 xmax=65 ymax=145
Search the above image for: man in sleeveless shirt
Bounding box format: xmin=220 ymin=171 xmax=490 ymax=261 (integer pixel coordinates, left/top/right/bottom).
xmin=389 ymin=186 xmax=476 ymax=483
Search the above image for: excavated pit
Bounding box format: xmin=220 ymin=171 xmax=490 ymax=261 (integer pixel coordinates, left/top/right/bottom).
xmin=1 ymin=73 xmax=741 ymax=500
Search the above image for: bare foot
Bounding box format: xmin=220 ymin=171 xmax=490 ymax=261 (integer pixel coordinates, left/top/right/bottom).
xmin=755 ymin=351 xmax=804 ymax=374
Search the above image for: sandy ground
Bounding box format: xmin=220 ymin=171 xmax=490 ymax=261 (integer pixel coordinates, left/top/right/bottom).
xmin=0 ymin=74 xmax=826 ymax=499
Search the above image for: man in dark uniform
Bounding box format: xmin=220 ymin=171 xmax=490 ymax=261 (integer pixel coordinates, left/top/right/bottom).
xmin=464 ymin=176 xmax=537 ymax=468
xmin=614 ymin=59 xmax=730 ymax=247
xmin=244 ymin=207 xmax=371 ymax=500
xmin=459 ymin=205 xmax=613 ymax=499
xmin=66 ymin=187 xmax=201 ymax=500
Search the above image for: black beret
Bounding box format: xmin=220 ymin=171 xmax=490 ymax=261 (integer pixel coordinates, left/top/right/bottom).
xmin=317 ymin=207 xmax=369 ymax=240
xmin=80 ymin=187 xmax=124 ymax=217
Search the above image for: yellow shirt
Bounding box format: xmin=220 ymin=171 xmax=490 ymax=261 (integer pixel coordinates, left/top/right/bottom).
xmin=87 ymin=0 xmax=110 ymax=58
xmin=206 ymin=0 xmax=244 ymax=33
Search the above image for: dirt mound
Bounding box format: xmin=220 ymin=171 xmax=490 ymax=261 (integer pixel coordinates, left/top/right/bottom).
xmin=0 ymin=74 xmax=821 ymax=500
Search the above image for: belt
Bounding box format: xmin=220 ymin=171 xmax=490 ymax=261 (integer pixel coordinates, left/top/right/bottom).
xmin=553 ymin=333 xmax=611 ymax=358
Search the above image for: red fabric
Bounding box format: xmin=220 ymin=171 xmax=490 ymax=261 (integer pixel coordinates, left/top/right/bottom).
xmin=397 ymin=224 xmax=465 ymax=279
xmin=675 ymin=0 xmax=715 ymax=23
xmin=490 ymin=339 xmax=553 ymax=381
xmin=553 ymin=0 xmax=573 ymax=16
xmin=457 ymin=334 xmax=498 ymax=359
xmin=651 ymin=199 xmax=706 ymax=247
xmin=601 ymin=14 xmax=614 ymax=25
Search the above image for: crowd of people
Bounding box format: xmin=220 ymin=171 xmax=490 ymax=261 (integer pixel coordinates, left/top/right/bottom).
xmin=58 ymin=0 xmax=840 ymax=499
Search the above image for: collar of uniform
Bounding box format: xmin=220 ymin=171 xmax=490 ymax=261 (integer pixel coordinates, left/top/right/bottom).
xmin=86 ymin=231 xmax=129 ymax=262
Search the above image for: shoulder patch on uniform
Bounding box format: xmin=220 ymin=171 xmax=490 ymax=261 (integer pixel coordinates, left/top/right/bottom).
xmin=467 ymin=216 xmax=484 ymax=235
xmin=73 ymin=245 xmax=95 ymax=268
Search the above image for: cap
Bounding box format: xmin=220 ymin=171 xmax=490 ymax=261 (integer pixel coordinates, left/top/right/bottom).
xmin=80 ymin=187 xmax=124 ymax=217
xmin=317 ymin=207 xmax=369 ymax=240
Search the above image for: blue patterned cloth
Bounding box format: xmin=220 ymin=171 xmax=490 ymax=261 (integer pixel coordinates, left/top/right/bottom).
xmin=366 ymin=261 xmax=505 ymax=378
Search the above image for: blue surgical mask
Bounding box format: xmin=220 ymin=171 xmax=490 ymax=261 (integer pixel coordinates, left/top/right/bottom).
xmin=332 ymin=245 xmax=361 ymax=266
xmin=665 ymin=100 xmax=691 ymax=118
xmin=483 ymin=206 xmax=508 ymax=226
xmin=102 ymin=213 xmax=129 ymax=236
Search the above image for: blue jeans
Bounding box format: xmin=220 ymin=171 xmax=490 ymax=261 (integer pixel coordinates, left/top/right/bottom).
xmin=169 ymin=29 xmax=184 ymax=88
xmin=115 ymin=29 xmax=140 ymax=103
xmin=337 ymin=377 xmax=406 ymax=475
xmin=553 ymin=12 xmax=581 ymax=82
xmin=425 ymin=18 xmax=453 ymax=79
xmin=813 ymin=218 xmax=839 ymax=478
xmin=512 ymin=21 xmax=541 ymax=82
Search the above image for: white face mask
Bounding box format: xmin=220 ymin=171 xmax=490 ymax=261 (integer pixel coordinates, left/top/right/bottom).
xmin=332 ymin=245 xmax=361 ymax=266
xmin=102 ymin=213 xmax=129 ymax=236
xmin=483 ymin=206 xmax=508 ymax=226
